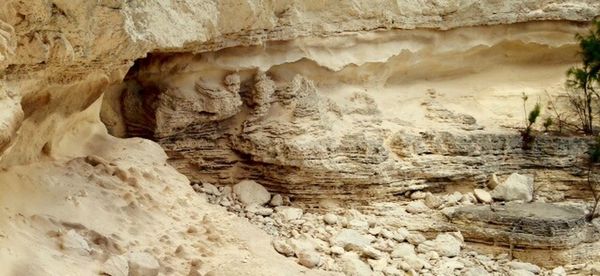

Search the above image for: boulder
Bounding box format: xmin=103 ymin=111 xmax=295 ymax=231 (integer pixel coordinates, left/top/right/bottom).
xmin=464 ymin=266 xmax=490 ymax=276
xmin=367 ymin=258 xmax=387 ymax=272
xmin=403 ymin=254 xmax=429 ymax=271
xmin=331 ymin=229 xmax=372 ymax=251
xmin=491 ymin=173 xmax=533 ymax=202
xmin=323 ymin=213 xmax=338 ymax=225
xmin=410 ymin=191 xmax=427 ymax=200
xmin=434 ymin=259 xmax=464 ymax=275
xmin=201 ymin=182 xmax=220 ymax=196
xmin=473 ymin=189 xmax=492 ymax=203
xmin=390 ymin=243 xmax=415 ymax=258
xmin=102 ymin=255 xmax=129 ymax=276
xmin=382 ymin=266 xmax=403 ymax=276
xmin=338 ymin=252 xmax=372 ymax=276
xmin=232 ymin=180 xmax=271 ymax=206
xmin=461 ymin=192 xmax=477 ymax=204
xmin=361 ymin=245 xmax=383 ymax=260
xmin=487 ymin=173 xmax=500 ymax=189
xmin=406 ymin=233 xmax=426 ymax=245
xmin=424 ymin=193 xmax=443 ymax=209
xmin=272 ymin=239 xmax=294 ymax=257
xmin=287 ymin=238 xmax=316 ymax=256
xmin=551 ymin=266 xmax=566 ymax=276
xmin=445 ymin=192 xmax=463 ymax=205
xmin=246 ymin=204 xmax=273 ymax=216
xmin=348 ymin=218 xmax=369 ymax=231
xmin=269 ymin=194 xmax=283 ymax=206
xmin=368 ymin=227 xmax=381 ymax=236
xmin=416 ymin=233 xmax=461 ymax=257
xmin=274 ymin=206 xmax=303 ymax=221
xmin=127 ymin=252 xmax=160 ymax=276
xmin=298 ymin=250 xmax=320 ymax=268
xmin=509 ymin=261 xmax=540 ymax=274
xmin=406 ymin=201 xmax=429 ymax=214
xmin=426 ymin=250 xmax=439 ymax=260
xmin=432 ymin=233 xmax=462 ymax=257
xmin=394 ymin=228 xmax=410 ymax=242
xmin=330 ymin=246 xmax=345 ymax=255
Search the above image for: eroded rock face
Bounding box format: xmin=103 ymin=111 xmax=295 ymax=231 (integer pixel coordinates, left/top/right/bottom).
xmin=450 ymin=202 xmax=589 ymax=248
xmin=103 ymin=43 xmax=594 ymax=202
xmin=0 ymin=85 xmax=23 ymax=158
xmin=449 ymin=202 xmax=599 ymax=266
xmin=1 ymin=1 xmax=600 ymax=274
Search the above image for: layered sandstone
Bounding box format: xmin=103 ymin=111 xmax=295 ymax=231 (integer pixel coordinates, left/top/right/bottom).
xmin=1 ymin=0 xmax=600 ymax=275
xmin=103 ymin=21 xmax=596 ymax=203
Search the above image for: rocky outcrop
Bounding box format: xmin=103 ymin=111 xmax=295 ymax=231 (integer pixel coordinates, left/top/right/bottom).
xmin=0 ymin=0 xmax=597 ymax=200
xmin=103 ymin=45 xmax=594 ymax=202
xmin=449 ymin=202 xmax=600 ymax=266
xmin=1 ymin=1 xmax=600 ymax=274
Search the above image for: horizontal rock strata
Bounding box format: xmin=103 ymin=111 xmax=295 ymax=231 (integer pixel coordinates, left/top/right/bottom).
xmin=103 ymin=21 xmax=596 ymax=202
xmin=449 ymin=202 xmax=600 ymax=266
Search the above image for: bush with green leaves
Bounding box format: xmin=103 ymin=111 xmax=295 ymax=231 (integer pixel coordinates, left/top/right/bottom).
xmin=566 ymin=20 xmax=600 ymax=134
xmin=520 ymin=93 xmax=541 ymax=150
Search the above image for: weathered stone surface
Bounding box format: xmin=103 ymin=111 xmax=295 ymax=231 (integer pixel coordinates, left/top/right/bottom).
xmin=298 ymin=250 xmax=320 ymax=268
xmin=323 ymin=213 xmax=338 ymax=225
xmin=274 ymin=207 xmax=303 ymax=221
xmin=424 ymin=193 xmax=443 ymax=209
xmin=509 ymin=261 xmax=541 ymax=274
xmin=100 ymin=10 xmax=598 ymax=204
xmin=102 ymin=255 xmax=129 ymax=276
xmin=338 ymin=252 xmax=372 ymax=276
xmin=272 ymin=239 xmax=294 ymax=257
xmin=127 ymin=252 xmax=160 ymax=276
xmin=331 ymin=229 xmax=372 ymax=251
xmin=491 ymin=173 xmax=534 ymax=202
xmin=269 ymin=194 xmax=283 ymax=207
xmin=488 ymin=174 xmax=500 ymax=189
xmin=464 ymin=266 xmax=489 ymax=276
xmin=406 ymin=201 xmax=429 ymax=214
xmin=450 ymin=202 xmax=590 ymax=249
xmin=233 ymin=180 xmax=271 ymax=206
xmin=390 ymin=243 xmax=415 ymax=259
xmin=60 ymin=230 xmax=90 ymax=256
xmin=512 ymin=269 xmax=536 ymax=276
xmin=2 ymin=1 xmax=600 ymax=275
xmin=551 ymin=266 xmax=567 ymax=276
xmin=474 ymin=189 xmax=493 ymax=203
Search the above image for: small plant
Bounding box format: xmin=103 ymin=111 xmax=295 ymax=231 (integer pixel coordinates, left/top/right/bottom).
xmin=520 ymin=93 xmax=541 ymax=150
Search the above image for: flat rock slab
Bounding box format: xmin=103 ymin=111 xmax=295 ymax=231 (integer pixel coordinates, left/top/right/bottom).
xmin=449 ymin=202 xmax=590 ymax=249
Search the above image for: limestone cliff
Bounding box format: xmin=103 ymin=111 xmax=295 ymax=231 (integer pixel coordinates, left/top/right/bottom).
xmin=1 ymin=1 xmax=600 ymax=275
xmin=94 ymin=4 xmax=599 ymax=202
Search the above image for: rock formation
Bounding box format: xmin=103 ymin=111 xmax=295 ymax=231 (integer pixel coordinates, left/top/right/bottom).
xmin=1 ymin=0 xmax=600 ymax=275
xmin=104 ymin=23 xmax=596 ymax=203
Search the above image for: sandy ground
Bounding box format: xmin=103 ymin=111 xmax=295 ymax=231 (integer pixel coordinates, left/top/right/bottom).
xmin=0 ymin=99 xmax=329 ymax=276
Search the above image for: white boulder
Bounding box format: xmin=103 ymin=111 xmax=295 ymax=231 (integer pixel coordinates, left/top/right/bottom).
xmin=338 ymin=252 xmax=373 ymax=276
xmin=491 ymin=173 xmax=534 ymax=202
xmin=298 ymin=250 xmax=320 ymax=268
xmin=232 ymin=180 xmax=271 ymax=206
xmin=127 ymin=252 xmax=160 ymax=276
xmin=474 ymin=189 xmax=493 ymax=203
xmin=102 ymin=255 xmax=129 ymax=276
